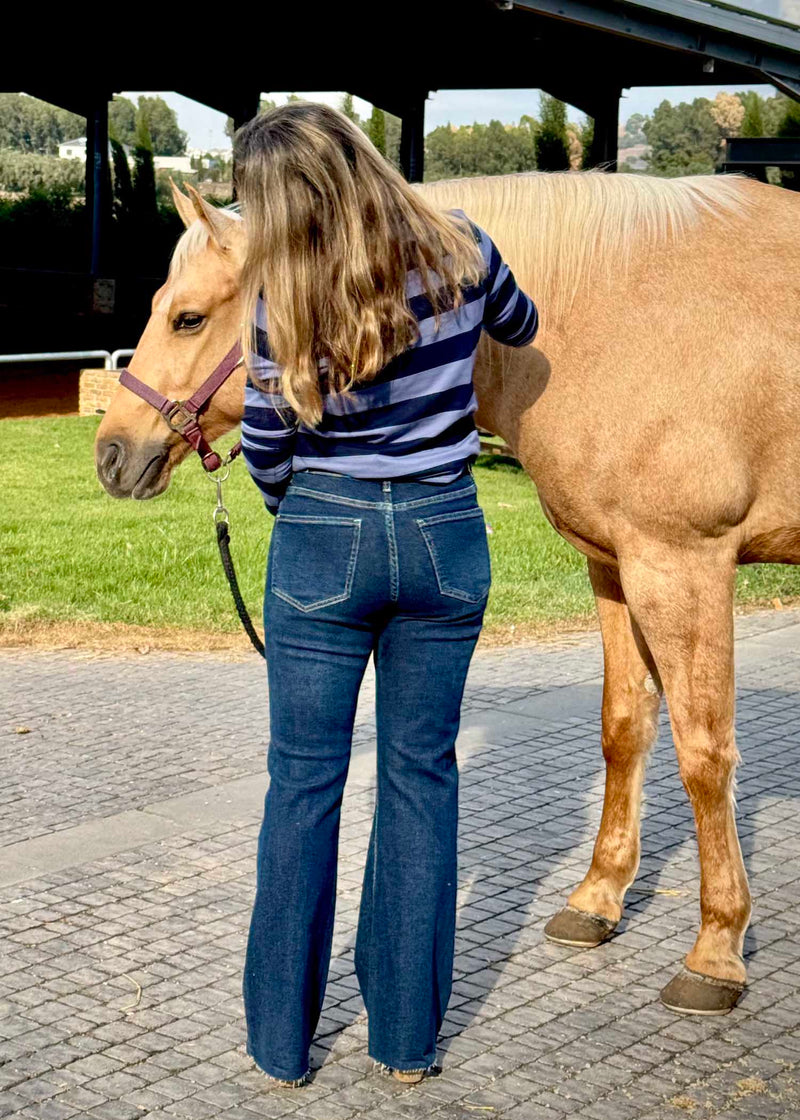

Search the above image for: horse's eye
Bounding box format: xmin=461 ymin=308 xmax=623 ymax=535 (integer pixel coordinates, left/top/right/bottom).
xmin=174 ymin=312 xmax=205 ymax=331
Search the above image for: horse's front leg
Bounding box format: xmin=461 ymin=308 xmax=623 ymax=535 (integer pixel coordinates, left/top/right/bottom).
xmin=621 ymin=545 xmax=750 ymax=1014
xmin=545 ymin=559 xmax=662 ymax=947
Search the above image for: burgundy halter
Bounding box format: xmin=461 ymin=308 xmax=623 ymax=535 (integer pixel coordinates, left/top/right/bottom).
xmin=118 ymin=342 xmax=244 ymax=473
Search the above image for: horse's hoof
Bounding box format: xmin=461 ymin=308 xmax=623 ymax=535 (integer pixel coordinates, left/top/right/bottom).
xmin=543 ymin=906 xmax=618 ymax=947
xmin=660 ymin=968 xmax=745 ymax=1015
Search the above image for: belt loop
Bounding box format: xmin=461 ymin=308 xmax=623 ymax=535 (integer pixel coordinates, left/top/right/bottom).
xmin=382 ymin=480 xmax=391 ymax=494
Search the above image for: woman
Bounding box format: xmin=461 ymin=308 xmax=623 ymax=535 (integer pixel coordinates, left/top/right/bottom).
xmin=235 ymin=101 xmax=538 ymax=1088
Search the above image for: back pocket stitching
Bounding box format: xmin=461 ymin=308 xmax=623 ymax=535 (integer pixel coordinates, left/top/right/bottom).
xmin=415 ymin=509 xmax=490 ymax=603
xmin=270 ymin=516 xmax=362 ymax=613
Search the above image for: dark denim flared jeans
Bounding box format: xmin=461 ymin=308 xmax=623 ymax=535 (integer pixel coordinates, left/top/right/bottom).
xmin=242 ymin=467 xmax=490 ymax=1081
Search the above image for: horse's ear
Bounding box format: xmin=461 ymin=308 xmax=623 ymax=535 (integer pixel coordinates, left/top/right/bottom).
xmin=184 ymin=182 xmax=238 ymax=250
xmin=170 ymin=178 xmax=197 ymax=230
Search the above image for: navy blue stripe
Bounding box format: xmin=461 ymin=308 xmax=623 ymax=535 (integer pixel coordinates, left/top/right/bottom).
xmin=407 ymin=279 xmax=485 ymax=324
xmin=499 ymin=293 xmax=534 ymax=340
xmin=403 ymin=452 xmax=479 ymax=480
xmin=486 ymin=270 xmax=517 ymax=318
xmin=518 ymin=303 xmax=539 ymax=343
xmin=315 ymin=383 xmax=474 ymax=434
xmin=299 ymin=415 xmax=476 ymax=459
xmin=367 ymin=322 xmax=483 ymax=388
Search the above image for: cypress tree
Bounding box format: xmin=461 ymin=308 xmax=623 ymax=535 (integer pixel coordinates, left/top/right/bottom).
xmin=535 ymin=93 xmax=570 ymax=171
xmin=369 ymin=106 xmax=386 ymax=156
xmin=131 ymin=115 xmax=159 ymax=268
xmin=132 ymin=115 xmax=157 ymax=219
xmin=110 ymin=136 xmax=133 ymax=223
xmin=580 ymin=117 xmax=595 ymax=168
xmin=340 ymin=93 xmax=359 ymax=123
xmin=739 ymin=92 xmax=765 ymax=138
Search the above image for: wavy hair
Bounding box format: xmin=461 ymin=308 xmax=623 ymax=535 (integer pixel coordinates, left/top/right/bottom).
xmin=234 ymin=101 xmax=487 ymax=427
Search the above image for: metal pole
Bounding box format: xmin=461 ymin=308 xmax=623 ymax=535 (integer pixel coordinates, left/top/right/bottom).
xmin=400 ymin=92 xmax=427 ymax=183
xmin=589 ymin=88 xmax=621 ymax=170
xmin=231 ymin=94 xmax=261 ymax=201
xmin=90 ymin=98 xmax=110 ymax=277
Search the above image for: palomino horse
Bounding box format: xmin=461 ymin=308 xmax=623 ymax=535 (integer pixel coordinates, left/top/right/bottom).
xmin=96 ymin=173 xmax=800 ymax=1015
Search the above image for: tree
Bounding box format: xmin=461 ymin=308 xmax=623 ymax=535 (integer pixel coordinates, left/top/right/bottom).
xmin=0 ymin=93 xmax=84 ymax=154
xmin=0 ymin=150 xmax=86 ymax=193
xmin=534 ymin=93 xmax=570 ymax=171
xmin=384 ymin=111 xmax=402 ymax=170
xmin=424 ymin=118 xmax=537 ymax=181
xmin=565 ymin=123 xmax=583 ymax=169
xmin=132 ymin=115 xmax=158 ymax=234
xmin=580 ymin=117 xmax=595 ymax=168
xmin=777 ymin=96 xmax=800 ymax=191
xmin=135 ymin=96 xmax=187 ymax=156
xmin=340 ymin=93 xmax=360 ymax=124
xmin=763 ymin=94 xmax=793 ymax=136
xmin=368 ymin=106 xmax=386 ymax=156
xmin=709 ymin=92 xmax=744 ymax=138
xmin=739 ymin=91 xmax=765 ymax=138
xmin=619 ymin=112 xmax=648 ymax=148
xmin=643 ymin=98 xmax=720 ymax=176
xmin=777 ymin=97 xmax=800 ymax=139
xmin=110 ymin=138 xmax=133 ymax=223
xmin=108 ymin=96 xmax=137 ymax=148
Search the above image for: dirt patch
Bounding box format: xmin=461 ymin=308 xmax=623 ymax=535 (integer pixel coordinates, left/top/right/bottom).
xmin=1 ymin=600 xmax=796 ymax=659
xmin=0 ymin=614 xmax=602 ymax=658
xmin=0 ymin=366 xmax=81 ymax=419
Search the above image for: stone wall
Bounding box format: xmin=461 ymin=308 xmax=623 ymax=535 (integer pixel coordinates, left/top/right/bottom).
xmin=79 ymin=369 xmax=119 ymax=416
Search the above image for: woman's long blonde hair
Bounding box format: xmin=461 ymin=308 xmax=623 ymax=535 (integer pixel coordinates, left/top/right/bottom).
xmin=234 ymin=101 xmax=487 ymax=427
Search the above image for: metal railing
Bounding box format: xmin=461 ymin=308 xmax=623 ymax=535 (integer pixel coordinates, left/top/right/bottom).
xmin=0 ymin=349 xmax=135 ymax=370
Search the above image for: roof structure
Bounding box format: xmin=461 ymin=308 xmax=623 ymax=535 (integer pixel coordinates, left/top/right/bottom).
xmin=3 ymin=0 xmax=799 ymax=275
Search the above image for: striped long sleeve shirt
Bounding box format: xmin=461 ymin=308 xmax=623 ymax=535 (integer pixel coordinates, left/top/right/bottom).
xmin=241 ymin=209 xmax=538 ymax=514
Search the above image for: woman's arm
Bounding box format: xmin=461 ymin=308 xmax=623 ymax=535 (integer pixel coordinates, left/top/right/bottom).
xmin=471 ymin=219 xmax=539 ymax=348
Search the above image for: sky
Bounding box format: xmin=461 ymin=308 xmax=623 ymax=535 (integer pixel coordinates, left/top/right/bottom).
xmin=121 ymin=0 xmax=800 ymax=150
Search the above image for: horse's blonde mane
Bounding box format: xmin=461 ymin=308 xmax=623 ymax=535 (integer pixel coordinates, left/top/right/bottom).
xmin=167 ymin=175 xmax=753 ymax=332
xmin=418 ymin=170 xmax=752 ymax=329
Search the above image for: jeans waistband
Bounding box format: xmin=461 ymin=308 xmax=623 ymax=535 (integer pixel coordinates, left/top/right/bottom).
xmin=285 ymin=467 xmax=477 ymax=511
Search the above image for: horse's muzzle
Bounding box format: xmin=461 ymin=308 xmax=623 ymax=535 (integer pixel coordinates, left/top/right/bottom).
xmin=95 ymin=437 xmax=170 ymax=500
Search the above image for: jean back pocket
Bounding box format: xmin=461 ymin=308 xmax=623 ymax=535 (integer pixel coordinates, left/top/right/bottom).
xmin=270 ymin=514 xmax=361 ymax=612
xmin=415 ymin=507 xmax=491 ymax=604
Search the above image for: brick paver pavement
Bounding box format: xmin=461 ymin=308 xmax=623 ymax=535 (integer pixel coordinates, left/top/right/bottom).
xmin=2 ymin=610 xmax=800 ymax=1118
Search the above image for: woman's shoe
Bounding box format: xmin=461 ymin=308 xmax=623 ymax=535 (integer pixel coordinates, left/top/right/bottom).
xmin=392 ymin=1068 xmax=427 ymax=1085
xmin=263 ymin=1072 xmax=309 ymax=1089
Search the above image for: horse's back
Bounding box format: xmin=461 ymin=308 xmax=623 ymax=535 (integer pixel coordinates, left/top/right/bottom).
xmin=488 ymin=177 xmax=800 ymax=563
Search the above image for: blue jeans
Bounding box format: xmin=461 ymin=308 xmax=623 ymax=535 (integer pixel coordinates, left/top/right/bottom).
xmin=242 ymin=467 xmax=490 ymax=1080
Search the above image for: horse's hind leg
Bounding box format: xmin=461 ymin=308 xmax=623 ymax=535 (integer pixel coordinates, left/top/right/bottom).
xmin=621 ymin=546 xmax=750 ymax=1014
xmin=545 ymin=559 xmax=662 ymax=947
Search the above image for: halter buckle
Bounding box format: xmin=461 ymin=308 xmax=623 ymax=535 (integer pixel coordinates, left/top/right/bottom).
xmin=164 ymin=401 xmax=196 ymax=434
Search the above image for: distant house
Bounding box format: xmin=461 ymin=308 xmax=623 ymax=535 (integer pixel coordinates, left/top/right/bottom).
xmin=58 ymin=137 xmax=134 ymax=162
xmin=187 ymin=146 xmax=233 ymax=161
xmin=58 ymin=139 xmax=190 ymax=169
xmin=153 ymin=155 xmax=192 ymax=173
xmin=58 ymin=137 xmax=88 ymax=160
xmin=619 ymin=144 xmax=650 ymax=171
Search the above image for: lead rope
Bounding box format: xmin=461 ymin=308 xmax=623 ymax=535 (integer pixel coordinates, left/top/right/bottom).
xmin=211 ymin=467 xmax=266 ymax=659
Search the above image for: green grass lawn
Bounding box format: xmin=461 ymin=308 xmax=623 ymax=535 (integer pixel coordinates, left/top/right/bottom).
xmin=1 ymin=416 xmax=797 ymax=645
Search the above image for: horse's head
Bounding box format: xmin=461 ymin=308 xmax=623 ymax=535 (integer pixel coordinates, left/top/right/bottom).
xmin=95 ymin=183 xmax=247 ymax=499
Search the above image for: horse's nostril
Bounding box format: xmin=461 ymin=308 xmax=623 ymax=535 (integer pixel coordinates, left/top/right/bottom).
xmin=100 ymin=441 xmax=123 ymax=480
